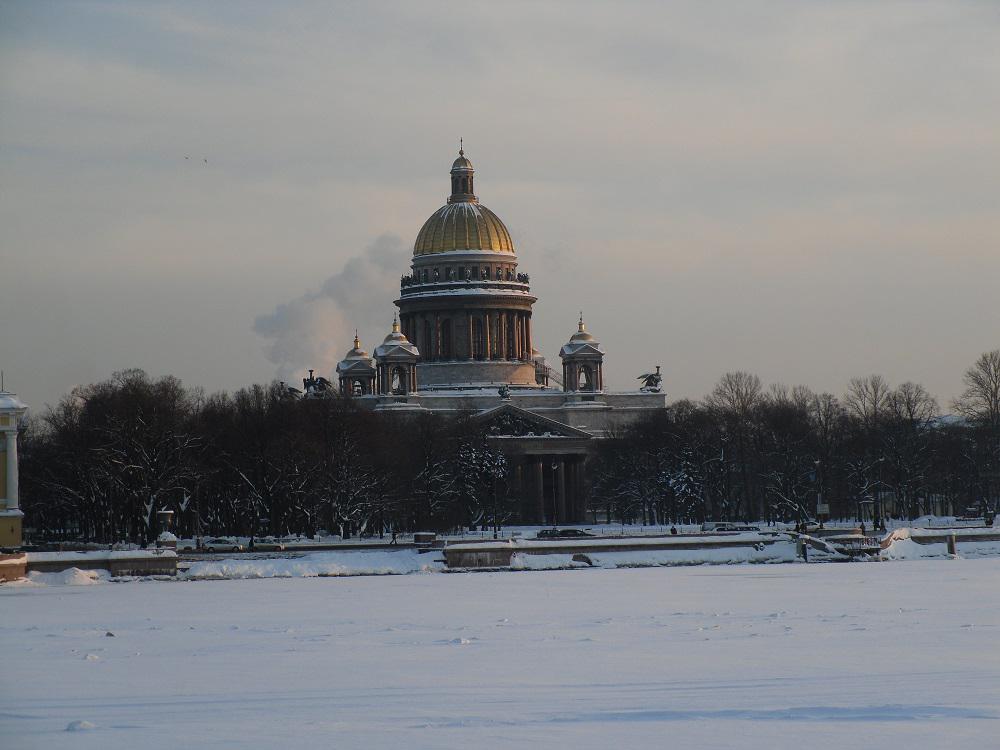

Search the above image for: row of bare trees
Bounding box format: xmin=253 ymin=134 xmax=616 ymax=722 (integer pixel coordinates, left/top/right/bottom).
xmin=592 ymin=350 xmax=1000 ymax=525
xmin=20 ymin=369 xmax=508 ymax=544
xmin=18 ymin=350 xmax=1000 ymax=540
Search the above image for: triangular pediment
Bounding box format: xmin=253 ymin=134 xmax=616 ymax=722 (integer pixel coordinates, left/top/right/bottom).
xmin=473 ymin=403 xmax=592 ymax=439
xmin=337 ymin=359 xmax=375 ymax=374
xmin=561 ymin=341 xmax=604 ymax=358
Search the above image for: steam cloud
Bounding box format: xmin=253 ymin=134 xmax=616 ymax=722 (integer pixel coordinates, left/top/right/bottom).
xmin=253 ymin=234 xmax=409 ymax=385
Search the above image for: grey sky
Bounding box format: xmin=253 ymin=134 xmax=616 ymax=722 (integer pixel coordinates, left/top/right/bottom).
xmin=2 ymin=1 xmax=998 ymax=410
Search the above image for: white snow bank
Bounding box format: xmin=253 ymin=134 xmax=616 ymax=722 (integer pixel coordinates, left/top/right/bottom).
xmin=881 ymin=537 xmax=1000 ymax=561
xmin=881 ymin=537 xmax=950 ymax=561
xmin=511 ymin=540 xmax=797 ymax=570
xmin=28 ymin=550 xmax=176 ymax=563
xmin=183 ymin=549 xmax=444 ymax=580
xmin=20 ymin=567 xmax=111 ymax=586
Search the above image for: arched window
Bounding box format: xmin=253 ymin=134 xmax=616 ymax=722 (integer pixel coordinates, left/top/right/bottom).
xmin=495 ymin=267 xmax=502 ymax=280
xmin=579 ymin=365 xmax=593 ymax=391
xmin=352 ymin=379 xmax=363 ymax=396
xmin=481 ymin=267 xmax=489 ymax=280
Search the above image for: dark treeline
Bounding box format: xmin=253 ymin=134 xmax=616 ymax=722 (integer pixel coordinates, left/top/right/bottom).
xmin=592 ymin=352 xmax=1000 ymax=527
xmin=18 ymin=350 xmax=1000 ymax=543
xmin=20 ymin=369 xmax=509 ymax=544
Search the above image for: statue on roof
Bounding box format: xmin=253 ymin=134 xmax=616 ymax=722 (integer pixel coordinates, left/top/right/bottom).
xmin=638 ymin=366 xmax=662 ymax=393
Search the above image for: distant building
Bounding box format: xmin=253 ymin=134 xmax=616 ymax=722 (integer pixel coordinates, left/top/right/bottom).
xmin=334 ymin=150 xmax=666 ymax=523
xmin=0 ymin=390 xmax=28 ymax=549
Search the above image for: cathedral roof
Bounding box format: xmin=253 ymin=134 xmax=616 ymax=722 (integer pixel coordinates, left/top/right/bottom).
xmin=414 ymin=202 xmax=514 ymax=256
xmin=337 ymin=334 xmax=375 ymax=374
xmin=413 ymin=149 xmax=515 ymax=256
xmin=374 ymin=318 xmax=419 ymax=360
xmin=560 ymin=315 xmax=604 ymax=359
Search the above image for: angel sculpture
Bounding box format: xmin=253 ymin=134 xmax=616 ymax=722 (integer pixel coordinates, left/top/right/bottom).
xmin=638 ymin=365 xmax=663 ymax=393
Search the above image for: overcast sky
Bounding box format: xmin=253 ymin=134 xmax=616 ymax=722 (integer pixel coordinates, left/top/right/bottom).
xmin=2 ymin=1 xmax=998 ymax=411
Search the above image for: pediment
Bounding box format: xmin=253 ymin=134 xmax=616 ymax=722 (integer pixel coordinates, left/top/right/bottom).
xmin=560 ymin=342 xmax=604 ymax=358
xmin=473 ymin=403 xmax=592 ymax=439
xmin=338 ymin=359 xmax=375 ymax=374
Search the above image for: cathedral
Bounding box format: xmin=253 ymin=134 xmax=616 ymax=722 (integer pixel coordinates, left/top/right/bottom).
xmin=332 ymin=149 xmax=666 ymax=524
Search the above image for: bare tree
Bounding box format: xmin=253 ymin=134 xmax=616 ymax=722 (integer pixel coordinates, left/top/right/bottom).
xmin=953 ymin=350 xmax=1000 ymax=430
xmin=845 ymin=374 xmax=892 ymax=429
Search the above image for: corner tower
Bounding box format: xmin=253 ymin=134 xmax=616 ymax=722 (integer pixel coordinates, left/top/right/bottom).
xmin=396 ymin=149 xmax=539 ymax=389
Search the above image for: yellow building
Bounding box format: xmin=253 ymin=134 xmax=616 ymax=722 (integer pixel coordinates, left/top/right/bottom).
xmin=0 ymin=391 xmax=28 ymax=549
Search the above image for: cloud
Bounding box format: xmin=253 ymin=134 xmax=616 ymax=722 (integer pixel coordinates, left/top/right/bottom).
xmin=253 ymin=234 xmax=408 ymax=384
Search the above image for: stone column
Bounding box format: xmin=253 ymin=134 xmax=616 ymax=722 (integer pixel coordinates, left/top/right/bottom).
xmin=498 ymin=312 xmax=505 ymax=360
xmin=5 ymin=431 xmax=18 ymax=510
xmin=497 ymin=314 xmax=503 ymax=361
xmin=534 ymin=457 xmax=545 ymax=523
xmin=466 ymin=312 xmax=474 ymax=360
xmin=556 ymin=458 xmax=567 ymax=523
xmin=514 ymin=313 xmax=524 ymax=359
xmin=434 ymin=315 xmax=442 ymax=360
xmin=484 ymin=311 xmax=492 ymax=362
xmin=492 ymin=313 xmax=500 ymax=360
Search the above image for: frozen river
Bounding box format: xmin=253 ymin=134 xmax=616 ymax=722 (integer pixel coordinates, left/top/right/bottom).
xmin=3 ymin=558 xmax=999 ymax=749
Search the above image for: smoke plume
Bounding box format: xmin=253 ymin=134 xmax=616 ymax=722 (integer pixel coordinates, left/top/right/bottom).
xmin=253 ymin=234 xmax=409 ymax=385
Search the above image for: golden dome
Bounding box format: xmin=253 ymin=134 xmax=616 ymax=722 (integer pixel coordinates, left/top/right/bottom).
xmin=413 ymin=148 xmax=515 ymax=256
xmin=413 ymin=201 xmax=514 ymax=255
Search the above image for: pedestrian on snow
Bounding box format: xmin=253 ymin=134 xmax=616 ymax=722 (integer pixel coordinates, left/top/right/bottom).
xmin=389 ymin=531 xmax=397 ymax=546
xmin=670 ymin=526 xmax=678 ymax=535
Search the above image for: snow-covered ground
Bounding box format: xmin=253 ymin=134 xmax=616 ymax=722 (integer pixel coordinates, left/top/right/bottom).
xmin=3 ymin=559 xmax=1000 ymax=749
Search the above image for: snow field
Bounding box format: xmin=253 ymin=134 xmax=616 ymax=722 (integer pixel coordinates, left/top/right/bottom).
xmin=3 ymin=558 xmax=1000 ymax=750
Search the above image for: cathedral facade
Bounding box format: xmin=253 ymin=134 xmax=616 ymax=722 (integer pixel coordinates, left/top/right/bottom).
xmin=334 ymin=150 xmax=666 ymax=524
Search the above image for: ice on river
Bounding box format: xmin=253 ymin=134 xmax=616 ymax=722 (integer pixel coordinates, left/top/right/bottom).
xmin=3 ymin=558 xmax=999 ymax=749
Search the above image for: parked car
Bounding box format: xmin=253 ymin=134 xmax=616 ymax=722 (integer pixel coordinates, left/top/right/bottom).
xmin=249 ymin=538 xmax=285 ymax=551
xmin=202 ymin=538 xmax=244 ymax=552
xmin=700 ymin=522 xmax=760 ymax=533
xmin=535 ymin=528 xmax=595 ymax=540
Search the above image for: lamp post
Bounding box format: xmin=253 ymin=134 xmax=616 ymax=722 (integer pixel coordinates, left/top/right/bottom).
xmin=814 ymin=459 xmax=825 ymax=529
